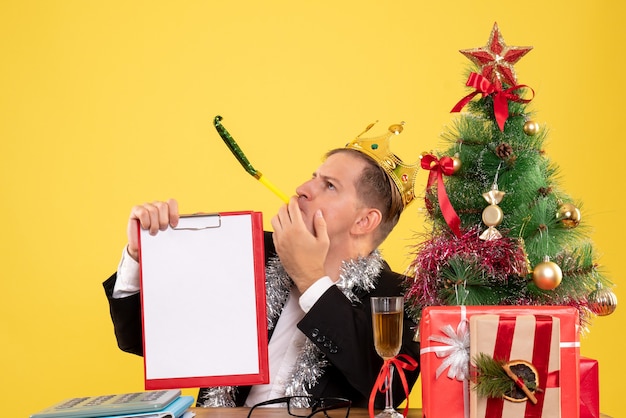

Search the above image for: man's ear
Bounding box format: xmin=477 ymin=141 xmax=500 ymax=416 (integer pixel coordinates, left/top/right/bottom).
xmin=352 ymin=208 xmax=382 ymax=235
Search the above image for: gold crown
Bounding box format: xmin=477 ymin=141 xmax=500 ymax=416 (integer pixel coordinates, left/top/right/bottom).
xmin=345 ymin=121 xmax=420 ymax=207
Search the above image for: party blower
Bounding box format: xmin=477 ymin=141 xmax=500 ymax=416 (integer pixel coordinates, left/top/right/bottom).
xmin=213 ymin=115 xmax=290 ymax=203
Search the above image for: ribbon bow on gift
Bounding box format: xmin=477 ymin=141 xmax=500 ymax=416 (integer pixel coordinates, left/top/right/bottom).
xmin=421 ymin=154 xmax=462 ymax=238
xmin=368 ymin=354 xmax=419 ymax=418
xmin=451 ymin=72 xmax=534 ymax=131
xmin=427 ymin=319 xmax=470 ymax=381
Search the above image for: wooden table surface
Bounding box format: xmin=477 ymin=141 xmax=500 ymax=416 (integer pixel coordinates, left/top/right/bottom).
xmin=187 ymin=408 xmax=421 ymax=417
xmin=187 ymin=407 xmax=613 ymax=417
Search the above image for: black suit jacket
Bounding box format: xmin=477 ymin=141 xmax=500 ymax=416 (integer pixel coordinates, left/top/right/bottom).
xmin=103 ymin=232 xmax=421 ymax=408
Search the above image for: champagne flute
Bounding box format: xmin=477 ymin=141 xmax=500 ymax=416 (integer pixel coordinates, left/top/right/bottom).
xmin=371 ymin=296 xmax=404 ymax=418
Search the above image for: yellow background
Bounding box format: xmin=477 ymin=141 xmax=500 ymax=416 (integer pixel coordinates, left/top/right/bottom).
xmin=1 ymin=1 xmax=624 ymax=417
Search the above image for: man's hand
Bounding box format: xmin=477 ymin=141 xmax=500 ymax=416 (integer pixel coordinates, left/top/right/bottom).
xmin=271 ymin=197 xmax=330 ymax=293
xmin=126 ymin=198 xmax=179 ymax=261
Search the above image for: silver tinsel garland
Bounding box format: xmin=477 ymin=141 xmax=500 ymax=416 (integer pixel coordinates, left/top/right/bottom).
xmin=199 ymin=251 xmax=383 ymax=408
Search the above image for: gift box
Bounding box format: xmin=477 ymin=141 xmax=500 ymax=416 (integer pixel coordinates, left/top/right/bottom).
xmin=579 ymin=357 xmax=599 ymax=418
xmin=469 ymin=314 xmax=561 ymax=417
xmin=419 ymin=306 xmax=580 ymax=418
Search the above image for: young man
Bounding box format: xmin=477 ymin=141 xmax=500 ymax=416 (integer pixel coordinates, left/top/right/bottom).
xmin=103 ymin=123 xmax=421 ymax=408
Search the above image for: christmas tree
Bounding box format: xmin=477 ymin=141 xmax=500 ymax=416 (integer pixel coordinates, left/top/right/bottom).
xmin=404 ymin=23 xmax=617 ymax=332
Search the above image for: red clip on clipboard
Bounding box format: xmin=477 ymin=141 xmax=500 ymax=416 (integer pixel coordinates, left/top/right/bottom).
xmin=138 ymin=211 xmax=268 ymax=390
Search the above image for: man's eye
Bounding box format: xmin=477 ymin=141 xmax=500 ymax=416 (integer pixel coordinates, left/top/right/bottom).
xmin=326 ymin=182 xmax=336 ymax=190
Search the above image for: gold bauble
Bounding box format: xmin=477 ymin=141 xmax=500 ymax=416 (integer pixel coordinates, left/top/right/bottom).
xmin=556 ymin=203 xmax=581 ymax=228
xmin=588 ymin=282 xmax=618 ymax=316
xmin=523 ymin=120 xmax=540 ymax=136
xmin=532 ymin=259 xmax=563 ymax=290
xmin=452 ymin=153 xmax=462 ymax=174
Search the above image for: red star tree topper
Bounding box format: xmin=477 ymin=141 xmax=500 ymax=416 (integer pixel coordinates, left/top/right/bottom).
xmin=460 ymin=22 xmax=533 ymax=88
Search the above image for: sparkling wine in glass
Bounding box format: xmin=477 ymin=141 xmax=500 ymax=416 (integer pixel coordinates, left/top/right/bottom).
xmin=371 ymin=296 xmax=404 ymax=418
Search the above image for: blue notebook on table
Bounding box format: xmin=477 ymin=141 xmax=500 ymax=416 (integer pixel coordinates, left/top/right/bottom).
xmin=30 ymin=390 xmax=193 ymax=418
xmin=101 ymin=396 xmax=194 ymax=418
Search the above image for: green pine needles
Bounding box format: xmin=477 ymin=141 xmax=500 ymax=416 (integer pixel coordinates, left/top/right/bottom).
xmin=404 ymin=63 xmax=613 ymax=329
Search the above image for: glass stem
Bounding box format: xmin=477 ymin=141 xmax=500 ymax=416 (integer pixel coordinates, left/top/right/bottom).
xmin=385 ymin=363 xmax=395 ymax=410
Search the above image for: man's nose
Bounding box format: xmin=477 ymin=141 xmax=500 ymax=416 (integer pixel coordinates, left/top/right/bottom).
xmin=295 ymin=180 xmax=312 ymax=200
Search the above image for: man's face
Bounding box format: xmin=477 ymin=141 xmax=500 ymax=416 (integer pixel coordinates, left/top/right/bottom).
xmin=295 ymin=151 xmax=367 ymax=239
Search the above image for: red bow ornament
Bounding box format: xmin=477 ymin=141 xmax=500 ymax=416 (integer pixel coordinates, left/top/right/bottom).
xmin=451 ymin=72 xmax=534 ymax=131
xmin=421 ymin=154 xmax=462 ymax=238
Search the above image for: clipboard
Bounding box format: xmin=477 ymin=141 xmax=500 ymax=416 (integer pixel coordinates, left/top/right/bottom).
xmin=138 ymin=211 xmax=269 ymax=390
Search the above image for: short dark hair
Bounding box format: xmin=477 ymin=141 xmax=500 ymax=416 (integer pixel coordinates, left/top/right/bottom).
xmin=325 ymin=148 xmax=404 ymax=246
